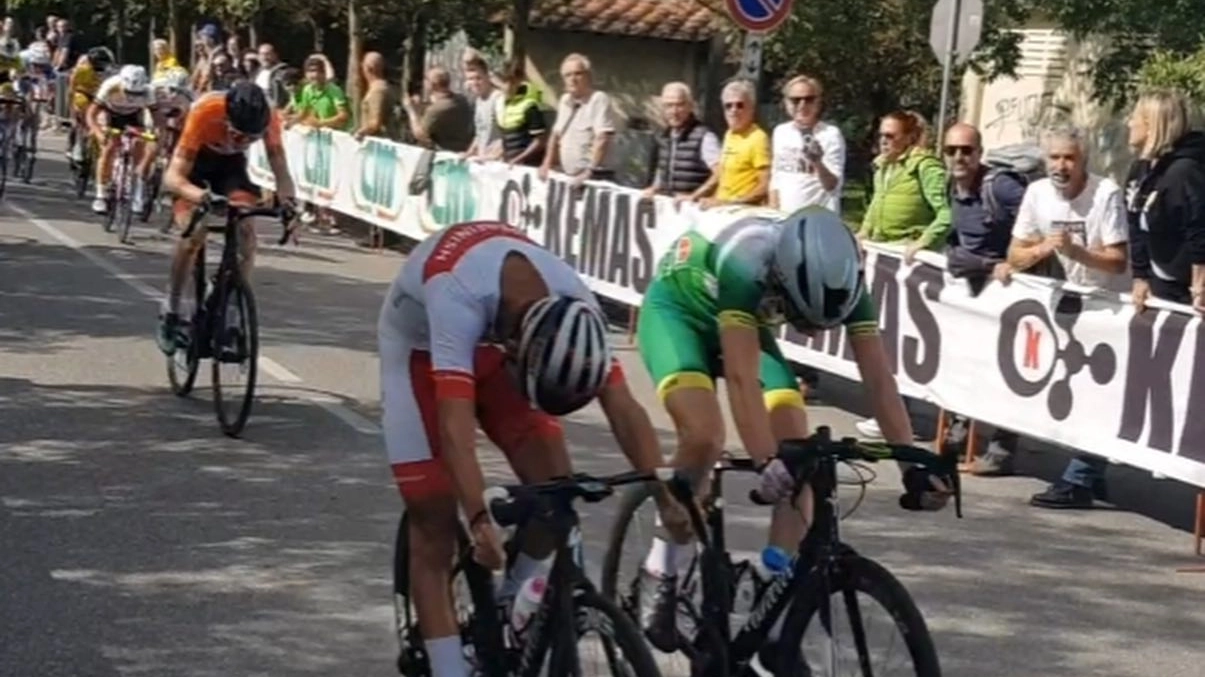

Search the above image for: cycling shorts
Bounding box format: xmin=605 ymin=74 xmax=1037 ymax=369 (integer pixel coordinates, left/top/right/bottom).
xmin=380 ymin=341 xmax=562 ymax=502
xmin=172 ymin=149 xmax=261 ymax=222
xmin=636 ymin=279 xmax=804 ymax=412
xmin=106 ymin=108 xmax=152 ymax=131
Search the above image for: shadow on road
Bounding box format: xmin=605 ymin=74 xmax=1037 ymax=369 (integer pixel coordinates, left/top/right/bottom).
xmin=0 ymin=375 xmax=399 ymax=675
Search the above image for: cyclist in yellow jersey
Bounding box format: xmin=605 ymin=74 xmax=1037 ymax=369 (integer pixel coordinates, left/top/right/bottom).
xmin=68 ymin=47 xmax=114 ymax=164
xmin=0 ymin=38 xmax=26 ymax=127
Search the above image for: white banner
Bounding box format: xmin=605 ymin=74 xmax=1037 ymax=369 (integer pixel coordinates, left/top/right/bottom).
xmin=249 ymin=129 xmax=1205 ymax=490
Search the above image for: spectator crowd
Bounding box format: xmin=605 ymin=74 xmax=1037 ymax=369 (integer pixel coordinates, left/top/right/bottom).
xmin=36 ymin=14 xmax=1204 ymax=510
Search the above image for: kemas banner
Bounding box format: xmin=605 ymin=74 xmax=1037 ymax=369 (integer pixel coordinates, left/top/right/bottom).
xmin=249 ymin=128 xmax=1205 ymax=490
xmin=777 ymin=251 xmax=1205 ymax=488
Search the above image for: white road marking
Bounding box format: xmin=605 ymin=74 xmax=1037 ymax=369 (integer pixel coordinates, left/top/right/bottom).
xmin=4 ymin=199 xmax=383 ymax=436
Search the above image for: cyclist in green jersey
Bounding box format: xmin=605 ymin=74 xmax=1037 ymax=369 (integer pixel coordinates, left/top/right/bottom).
xmin=635 ymin=205 xmax=951 ymax=651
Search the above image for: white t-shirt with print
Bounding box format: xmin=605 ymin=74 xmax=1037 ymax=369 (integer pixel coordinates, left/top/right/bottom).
xmin=1012 ymin=175 xmax=1130 ymax=292
xmin=769 ymin=120 xmax=846 ymax=214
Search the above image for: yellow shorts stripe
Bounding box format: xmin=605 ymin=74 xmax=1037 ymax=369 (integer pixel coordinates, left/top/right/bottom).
xmin=846 ymin=321 xmax=879 ymax=337
xmin=656 ymin=371 xmax=714 ymax=402
xmin=764 ymin=388 xmax=806 ymax=413
xmin=717 ymin=310 xmax=758 ymax=329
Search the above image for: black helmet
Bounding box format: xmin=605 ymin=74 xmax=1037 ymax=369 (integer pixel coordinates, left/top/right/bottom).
xmin=225 ymin=80 xmax=270 ymax=136
xmin=86 ymin=46 xmax=115 ymax=71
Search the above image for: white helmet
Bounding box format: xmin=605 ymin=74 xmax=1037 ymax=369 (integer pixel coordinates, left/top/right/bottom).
xmin=119 ymin=64 xmax=149 ymax=93
xmin=25 ymin=41 xmax=51 ymax=66
xmin=0 ymin=39 xmax=18 ymax=59
xmin=770 ymin=206 xmax=864 ymax=330
xmin=515 ymin=296 xmax=612 ymax=416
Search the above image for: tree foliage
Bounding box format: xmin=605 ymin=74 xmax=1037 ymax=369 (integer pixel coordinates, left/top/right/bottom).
xmin=1137 ymin=47 xmax=1205 ymax=104
xmin=1030 ymin=0 xmax=1205 ymax=107
xmin=696 ymin=0 xmax=1028 ymax=148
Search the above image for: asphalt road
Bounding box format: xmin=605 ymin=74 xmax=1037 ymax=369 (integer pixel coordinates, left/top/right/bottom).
xmin=3 ymin=134 xmax=1205 ymax=677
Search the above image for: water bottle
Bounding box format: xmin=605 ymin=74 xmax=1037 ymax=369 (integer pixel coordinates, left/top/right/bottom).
xmin=508 ymin=575 xmax=548 ymax=639
xmin=760 ymin=545 xmax=791 ymax=579
xmin=759 ymin=546 xmax=791 ymax=641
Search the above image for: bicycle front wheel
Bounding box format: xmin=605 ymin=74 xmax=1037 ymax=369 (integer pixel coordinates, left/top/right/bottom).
xmin=211 ymin=271 xmax=259 ymax=437
xmin=777 ymin=554 xmax=941 ymax=677
xmin=567 ymin=587 xmax=662 ymax=677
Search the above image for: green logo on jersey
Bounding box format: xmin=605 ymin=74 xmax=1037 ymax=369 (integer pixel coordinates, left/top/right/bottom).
xmin=420 ymin=157 xmax=476 ymax=233
xmin=352 ymin=138 xmax=402 ymax=219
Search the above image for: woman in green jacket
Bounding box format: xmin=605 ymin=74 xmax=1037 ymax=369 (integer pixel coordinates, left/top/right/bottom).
xmin=854 ymin=110 xmax=950 ymax=441
xmin=858 ymin=110 xmax=951 ymax=262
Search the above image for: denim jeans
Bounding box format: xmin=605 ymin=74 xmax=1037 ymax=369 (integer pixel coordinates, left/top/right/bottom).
xmin=1061 ymin=454 xmax=1107 ymax=488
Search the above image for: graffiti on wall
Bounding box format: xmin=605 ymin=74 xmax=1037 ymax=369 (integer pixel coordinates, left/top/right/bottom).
xmin=983 ymin=91 xmax=1073 ymax=143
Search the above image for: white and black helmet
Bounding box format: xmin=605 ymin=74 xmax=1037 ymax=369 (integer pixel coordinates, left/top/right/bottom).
xmin=770 ymin=206 xmax=864 ymax=330
xmin=119 ymin=64 xmax=150 ymax=93
xmin=515 ymin=296 xmax=612 ymax=416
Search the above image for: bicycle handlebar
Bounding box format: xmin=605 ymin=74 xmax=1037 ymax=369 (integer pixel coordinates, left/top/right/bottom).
xmin=179 ymin=192 xmax=298 ymax=244
xmin=483 ymin=469 xmax=661 ymax=528
xmin=741 ymin=426 xmax=962 ymax=516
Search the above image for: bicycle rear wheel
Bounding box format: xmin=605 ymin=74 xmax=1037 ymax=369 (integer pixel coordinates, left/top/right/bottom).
xmin=210 ymin=270 xmax=259 ymax=437
xmin=141 ymin=164 xmax=162 ymax=222
xmin=392 ymin=513 xmax=507 ymax=677
xmin=167 ymin=246 xmax=206 ymax=397
xmin=75 ymin=143 xmax=92 ymax=199
xmin=776 ymin=553 xmax=941 ymax=677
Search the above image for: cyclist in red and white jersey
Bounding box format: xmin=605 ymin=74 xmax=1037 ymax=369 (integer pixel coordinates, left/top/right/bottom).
xmin=378 ymin=220 xmax=680 ymax=677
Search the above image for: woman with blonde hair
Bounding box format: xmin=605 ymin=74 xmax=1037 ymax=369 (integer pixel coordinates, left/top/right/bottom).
xmin=1125 ymin=88 xmax=1205 ymax=313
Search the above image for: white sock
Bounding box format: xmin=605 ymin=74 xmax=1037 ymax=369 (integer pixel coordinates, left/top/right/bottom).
xmin=644 ymin=535 xmax=695 ymax=577
xmin=509 ymin=551 xmax=552 ymax=584
xmin=95 ymin=183 xmax=106 ymax=200
xmin=133 ymin=178 xmax=145 ymax=202
xmin=424 ymin=636 xmax=470 ymax=677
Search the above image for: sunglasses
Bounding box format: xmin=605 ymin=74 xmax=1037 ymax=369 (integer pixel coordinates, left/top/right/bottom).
xmin=943 ymin=144 xmax=976 ymax=157
xmin=787 ymin=95 xmax=818 ymax=107
xmin=723 ymin=101 xmax=746 ymax=111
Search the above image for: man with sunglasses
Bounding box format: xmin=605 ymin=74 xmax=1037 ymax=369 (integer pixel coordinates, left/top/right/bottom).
xmin=942 ymin=122 xmax=1027 ymax=476
xmin=156 ymin=81 xmax=295 ymax=355
xmin=633 ymin=205 xmax=950 ymax=651
xmin=769 ymin=75 xmax=846 ymax=215
xmin=696 ymin=78 xmax=770 ymax=207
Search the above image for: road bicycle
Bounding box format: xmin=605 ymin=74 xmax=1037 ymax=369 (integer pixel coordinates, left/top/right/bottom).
xmin=393 ymin=470 xmax=662 ymax=677
xmin=12 ymin=93 xmax=46 ymax=183
xmin=166 ymin=195 xmax=294 ymax=437
xmin=101 ymin=125 xmax=158 ymax=244
xmin=68 ymin=107 xmax=97 ymax=198
xmin=144 ymin=109 xmax=183 ymax=225
xmin=602 ymin=427 xmax=962 ymax=677
xmin=0 ymin=95 xmax=25 ymax=198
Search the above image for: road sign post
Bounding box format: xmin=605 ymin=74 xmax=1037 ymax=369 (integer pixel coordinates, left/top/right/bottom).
xmin=928 ymin=0 xmax=984 ymax=143
xmin=726 ymin=0 xmax=794 ymax=88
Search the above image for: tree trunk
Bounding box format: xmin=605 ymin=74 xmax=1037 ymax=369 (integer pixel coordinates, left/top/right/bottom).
xmin=346 ymin=0 xmax=363 ymax=105
xmin=167 ymin=0 xmax=179 ymax=57
xmin=511 ymin=0 xmax=532 ymax=62
xmin=115 ymin=0 xmax=127 ymax=63
xmin=401 ymin=9 xmax=428 ymax=97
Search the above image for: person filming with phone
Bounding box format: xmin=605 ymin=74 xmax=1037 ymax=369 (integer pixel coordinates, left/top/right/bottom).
xmin=768 ymin=75 xmax=846 ymax=214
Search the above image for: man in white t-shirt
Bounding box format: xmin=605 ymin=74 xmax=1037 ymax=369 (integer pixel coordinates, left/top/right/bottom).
xmin=1007 ymin=124 xmax=1128 ymax=511
xmin=769 ymin=75 xmax=845 ymax=214
xmin=1008 ymin=124 xmax=1130 ymax=293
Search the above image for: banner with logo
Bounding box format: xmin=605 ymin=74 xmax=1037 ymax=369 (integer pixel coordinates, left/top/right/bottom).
xmin=249 ymin=129 xmax=1205 ymax=490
